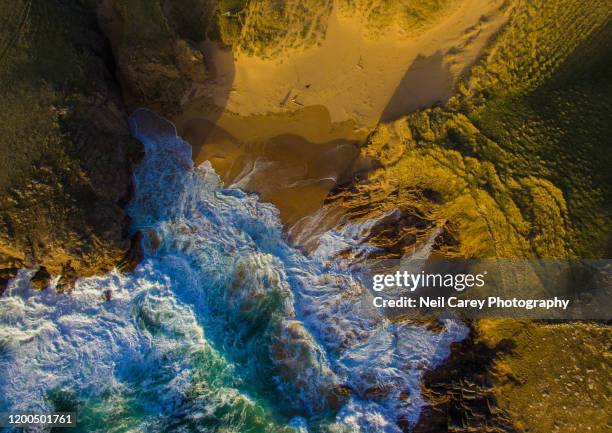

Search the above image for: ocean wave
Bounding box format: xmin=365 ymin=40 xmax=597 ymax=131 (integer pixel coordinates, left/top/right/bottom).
xmin=0 ymin=109 xmax=467 ymax=432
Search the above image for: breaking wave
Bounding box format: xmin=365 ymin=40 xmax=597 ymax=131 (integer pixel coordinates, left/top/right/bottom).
xmin=0 ymin=109 xmax=467 ymax=432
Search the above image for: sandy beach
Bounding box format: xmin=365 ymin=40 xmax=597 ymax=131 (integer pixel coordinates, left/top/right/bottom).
xmin=184 ymin=0 xmax=509 ymax=126
xmin=173 ymin=0 xmax=509 ymax=226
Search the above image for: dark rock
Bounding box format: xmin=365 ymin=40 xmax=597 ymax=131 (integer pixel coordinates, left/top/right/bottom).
xmin=97 ymin=1 xmax=210 ymax=113
xmin=0 ymin=266 xmax=19 ymax=295
xmin=118 ymin=231 xmax=144 ymax=273
xmin=413 ymin=325 xmax=518 ymax=433
xmin=30 ymin=267 xmax=51 ymax=291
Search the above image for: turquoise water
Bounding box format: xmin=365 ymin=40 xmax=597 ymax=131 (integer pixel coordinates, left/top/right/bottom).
xmin=0 ymin=110 xmax=467 ymax=432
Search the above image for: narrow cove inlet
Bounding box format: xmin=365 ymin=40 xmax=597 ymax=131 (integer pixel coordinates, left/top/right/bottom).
xmin=1 ymin=1 xmax=610 ymax=432
xmin=0 ymin=110 xmax=467 ymax=432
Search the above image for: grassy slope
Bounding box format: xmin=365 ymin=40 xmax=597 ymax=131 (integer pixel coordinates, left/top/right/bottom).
xmin=216 ymin=0 xmax=467 ymax=56
xmin=332 ymin=0 xmax=611 ymax=260
xmin=462 ymin=0 xmax=612 ymax=258
xmin=337 ymin=0 xmax=463 ymax=38
xmin=476 ymin=320 xmax=611 ymax=433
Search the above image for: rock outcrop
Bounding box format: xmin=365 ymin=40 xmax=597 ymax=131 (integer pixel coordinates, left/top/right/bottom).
xmin=0 ymin=2 xmax=609 ymax=432
xmin=99 ymin=0 xmax=210 ymax=113
xmin=324 ymin=2 xmax=612 ymax=432
xmin=413 ymin=326 xmax=518 ymax=433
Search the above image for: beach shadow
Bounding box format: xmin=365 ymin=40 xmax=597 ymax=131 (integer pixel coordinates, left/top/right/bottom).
xmin=379 ymin=51 xmax=453 ymax=123
xmin=178 ymin=42 xmax=237 ymax=142
xmin=175 ymin=90 xmax=366 ymax=224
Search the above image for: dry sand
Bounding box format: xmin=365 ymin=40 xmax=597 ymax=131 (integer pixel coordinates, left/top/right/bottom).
xmin=187 ymin=0 xmax=509 ymax=127
xmin=174 ymin=0 xmax=509 ymax=227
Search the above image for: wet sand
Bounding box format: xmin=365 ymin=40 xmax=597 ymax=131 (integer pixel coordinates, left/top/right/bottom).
xmin=173 ymin=0 xmax=509 ymax=230
xmin=174 ymin=104 xmax=365 ymax=226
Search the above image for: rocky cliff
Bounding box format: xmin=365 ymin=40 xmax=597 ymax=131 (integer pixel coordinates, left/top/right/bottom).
xmin=0 ymin=0 xmax=140 ymax=291
xmin=0 ymin=1 xmax=609 ymax=432
xmin=325 ymin=2 xmax=612 ymax=431
xmin=98 ymin=0 xmax=210 ymax=113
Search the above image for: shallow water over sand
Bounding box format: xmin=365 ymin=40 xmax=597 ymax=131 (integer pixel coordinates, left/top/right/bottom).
xmin=172 ymin=0 xmax=509 ymax=232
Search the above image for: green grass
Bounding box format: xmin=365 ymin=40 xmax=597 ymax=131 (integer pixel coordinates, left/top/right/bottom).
xmin=334 ymin=0 xmax=611 ymax=259
xmin=0 ymin=0 xmax=135 ymax=283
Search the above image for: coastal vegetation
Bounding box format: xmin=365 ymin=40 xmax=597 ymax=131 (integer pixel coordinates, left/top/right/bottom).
xmin=325 ymin=2 xmax=611 ymax=431
xmin=0 ymin=1 xmax=609 ymax=432
xmin=331 ymin=0 xmax=611 ymax=259
xmin=337 ymin=0 xmax=463 ymax=38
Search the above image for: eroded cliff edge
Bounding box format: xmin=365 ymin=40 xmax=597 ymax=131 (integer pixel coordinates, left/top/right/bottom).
xmin=0 ymin=0 xmax=141 ymax=291
xmin=323 ymin=1 xmax=611 ymax=431
xmin=327 ymin=0 xmax=611 ymax=260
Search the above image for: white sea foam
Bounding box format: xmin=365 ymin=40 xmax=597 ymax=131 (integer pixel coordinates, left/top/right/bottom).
xmin=0 ymin=267 xmax=269 ymax=432
xmin=310 ymin=209 xmax=399 ymax=265
xmin=0 ymin=109 xmax=467 ymax=432
xmin=229 ymin=157 xmax=275 ymax=190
